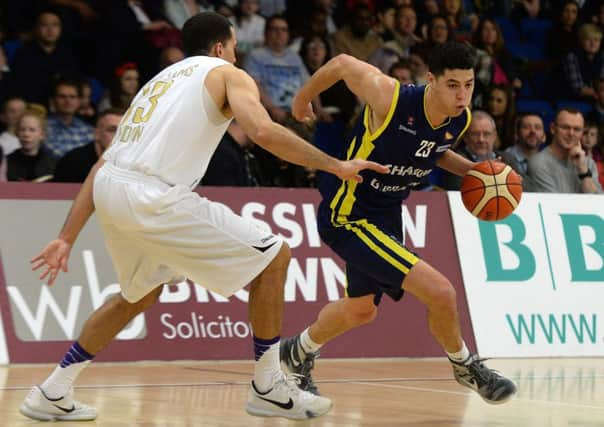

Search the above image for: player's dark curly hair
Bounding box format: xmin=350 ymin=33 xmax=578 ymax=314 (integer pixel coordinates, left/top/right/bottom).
xmin=428 ymin=42 xmax=477 ymax=76
xmin=182 ymin=12 xmax=233 ymax=57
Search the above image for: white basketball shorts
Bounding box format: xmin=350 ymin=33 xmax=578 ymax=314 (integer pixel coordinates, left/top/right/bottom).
xmin=92 ymin=163 xmax=283 ymax=303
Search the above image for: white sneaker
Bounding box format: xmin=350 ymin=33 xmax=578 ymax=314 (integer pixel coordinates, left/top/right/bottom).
xmin=20 ymin=385 xmax=97 ymax=421
xmin=246 ymin=372 xmax=332 ymax=420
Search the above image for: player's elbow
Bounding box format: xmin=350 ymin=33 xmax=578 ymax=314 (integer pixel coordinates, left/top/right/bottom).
xmin=250 ymin=120 xmax=275 ymax=147
xmin=331 ymin=54 xmax=355 ymax=73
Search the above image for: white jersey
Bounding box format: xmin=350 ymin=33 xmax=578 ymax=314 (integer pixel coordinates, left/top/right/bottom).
xmin=103 ymin=56 xmax=232 ymax=188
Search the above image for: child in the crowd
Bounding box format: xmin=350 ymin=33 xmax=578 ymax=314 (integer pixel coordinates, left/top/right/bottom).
xmin=7 ymin=110 xmax=56 ymax=182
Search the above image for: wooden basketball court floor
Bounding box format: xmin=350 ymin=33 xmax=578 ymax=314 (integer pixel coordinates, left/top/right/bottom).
xmin=1 ymin=357 xmax=603 ymax=426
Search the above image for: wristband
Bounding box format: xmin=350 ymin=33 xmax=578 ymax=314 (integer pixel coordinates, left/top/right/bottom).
xmin=578 ymin=171 xmax=592 ymax=180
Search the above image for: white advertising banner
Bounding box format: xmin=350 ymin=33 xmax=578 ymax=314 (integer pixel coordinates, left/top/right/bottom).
xmin=449 ymin=192 xmax=604 ymax=357
xmin=0 ymin=305 xmax=7 ymax=364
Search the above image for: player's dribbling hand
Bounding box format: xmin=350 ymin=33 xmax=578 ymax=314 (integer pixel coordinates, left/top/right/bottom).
xmin=30 ymin=239 xmax=72 ymax=286
xmin=336 ymin=159 xmax=390 ymax=183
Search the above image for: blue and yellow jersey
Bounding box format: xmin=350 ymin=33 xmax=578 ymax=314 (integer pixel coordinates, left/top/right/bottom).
xmin=319 ymin=82 xmax=471 ymax=228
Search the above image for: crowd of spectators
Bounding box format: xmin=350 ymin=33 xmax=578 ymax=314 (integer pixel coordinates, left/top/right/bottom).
xmin=0 ymin=0 xmax=602 ymax=193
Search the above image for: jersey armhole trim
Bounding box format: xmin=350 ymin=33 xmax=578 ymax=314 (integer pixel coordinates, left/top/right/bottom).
xmin=362 ymin=80 xmax=400 ymax=142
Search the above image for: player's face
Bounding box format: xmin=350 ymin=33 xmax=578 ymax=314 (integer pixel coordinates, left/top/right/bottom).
xmin=430 ymin=69 xmax=474 ymax=116
xmin=517 ymin=115 xmax=545 ymax=149
xmin=552 ymin=111 xmax=584 ymax=151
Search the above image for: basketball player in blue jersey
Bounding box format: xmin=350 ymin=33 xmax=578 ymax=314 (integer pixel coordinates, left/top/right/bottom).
xmin=280 ymin=42 xmax=517 ymax=404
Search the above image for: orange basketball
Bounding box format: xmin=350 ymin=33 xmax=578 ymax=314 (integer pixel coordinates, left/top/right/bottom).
xmin=460 ymin=160 xmax=522 ymax=221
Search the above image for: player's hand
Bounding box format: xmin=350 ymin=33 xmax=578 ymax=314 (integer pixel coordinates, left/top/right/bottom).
xmin=292 ymin=95 xmax=315 ymax=123
xmin=30 ymin=239 xmax=72 ymax=286
xmin=335 ymin=159 xmax=390 ymax=183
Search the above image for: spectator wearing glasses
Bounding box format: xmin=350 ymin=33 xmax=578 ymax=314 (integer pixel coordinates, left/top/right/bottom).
xmin=528 ymin=108 xmax=602 ymax=193
xmin=441 ymin=110 xmax=499 ymax=190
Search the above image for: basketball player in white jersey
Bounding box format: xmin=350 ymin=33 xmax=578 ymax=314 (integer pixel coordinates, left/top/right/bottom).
xmin=21 ymin=12 xmax=389 ymax=422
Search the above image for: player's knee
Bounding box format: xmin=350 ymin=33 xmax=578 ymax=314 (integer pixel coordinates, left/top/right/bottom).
xmin=346 ymin=303 xmax=378 ymax=326
xmin=430 ymin=281 xmax=457 ymax=312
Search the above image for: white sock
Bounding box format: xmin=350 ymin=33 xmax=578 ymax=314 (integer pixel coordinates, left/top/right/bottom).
xmin=254 ymin=342 xmax=281 ymax=392
xmin=447 ymin=342 xmax=471 ymax=364
xmin=298 ymin=327 xmax=322 ymax=358
xmin=41 ymin=361 xmax=91 ymax=398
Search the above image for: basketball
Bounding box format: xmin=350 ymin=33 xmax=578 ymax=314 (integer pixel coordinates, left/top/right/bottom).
xmin=460 ymin=160 xmax=522 ymax=221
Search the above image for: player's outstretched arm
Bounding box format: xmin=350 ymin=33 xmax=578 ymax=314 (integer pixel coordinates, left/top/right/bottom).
xmin=292 ymin=54 xmax=396 ymax=123
xmin=437 ymin=150 xmax=476 ymax=177
xmin=224 ymin=67 xmax=389 ymax=182
xmin=30 ymin=158 xmax=105 ymax=285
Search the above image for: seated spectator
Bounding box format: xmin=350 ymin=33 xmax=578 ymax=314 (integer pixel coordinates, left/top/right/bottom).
xmin=0 ymin=97 xmax=27 ymax=155
xmin=472 ymin=17 xmax=522 ymax=106
xmin=202 ymin=121 xmax=266 ymax=186
xmin=501 ymin=113 xmax=546 ymax=190
xmin=528 ymin=108 xmax=602 ymax=193
xmin=546 ymin=0 xmax=579 ymax=64
xmin=420 ymin=14 xmax=453 ymax=52
xmin=408 ymin=43 xmax=430 ymax=85
xmin=7 ymin=110 xmax=57 ymax=182
xmin=244 ymin=15 xmax=309 ymax=129
xmin=442 ymin=0 xmax=476 ymax=43
xmin=442 ymin=110 xmax=499 ymax=190
xmin=47 ymin=0 xmax=99 ymax=76
xmin=53 ymin=108 xmax=123 ymax=183
xmin=373 ymin=1 xmax=396 ymax=42
xmin=330 ymin=4 xmax=383 ymax=61
xmin=300 ymin=35 xmax=357 ymax=125
xmin=6 ymin=9 xmax=80 ymax=105
xmin=391 ymin=5 xmax=422 ymax=58
xmin=230 ymin=0 xmax=265 ymax=58
xmin=77 ymin=79 xmax=97 ymax=125
xmin=388 ymin=59 xmax=413 ymax=85
xmin=46 ymin=78 xmax=94 ymax=157
xmin=416 ymin=0 xmax=441 ymax=39
xmin=486 ymin=84 xmax=516 ymax=150
xmin=581 ymin=121 xmax=604 ymax=189
xmin=561 ymin=23 xmax=604 ymax=102
xmin=98 ymin=62 xmax=140 ymax=111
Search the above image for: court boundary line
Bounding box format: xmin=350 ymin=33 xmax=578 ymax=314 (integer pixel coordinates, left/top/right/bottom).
xmin=357 ymin=381 xmax=604 ymax=411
